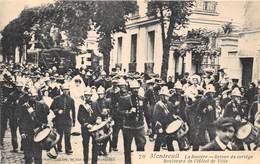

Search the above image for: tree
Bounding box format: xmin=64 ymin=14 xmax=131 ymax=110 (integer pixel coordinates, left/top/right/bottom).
xmin=1 ymin=0 xmax=137 ymax=74
xmin=92 ymin=1 xmax=138 ymax=75
xmin=148 ymin=1 xmax=194 ymax=81
xmin=1 ymin=8 xmax=35 ymax=62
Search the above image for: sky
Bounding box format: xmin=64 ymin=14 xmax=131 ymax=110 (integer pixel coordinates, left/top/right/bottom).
xmin=0 ymin=0 xmax=257 ymax=31
xmin=0 ymin=0 xmax=54 ymax=30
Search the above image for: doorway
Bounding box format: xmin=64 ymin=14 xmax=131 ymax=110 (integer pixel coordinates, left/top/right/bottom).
xmin=240 ymin=58 xmax=253 ymax=87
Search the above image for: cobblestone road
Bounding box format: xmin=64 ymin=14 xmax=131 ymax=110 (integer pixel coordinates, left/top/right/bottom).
xmin=1 ymin=128 xmax=159 ymax=164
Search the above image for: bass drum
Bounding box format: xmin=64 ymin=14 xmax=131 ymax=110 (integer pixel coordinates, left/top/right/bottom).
xmin=34 ymin=127 xmax=60 ymax=150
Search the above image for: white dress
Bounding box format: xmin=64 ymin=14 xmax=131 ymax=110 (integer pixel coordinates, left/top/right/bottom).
xmin=70 ymin=75 xmax=86 ymax=134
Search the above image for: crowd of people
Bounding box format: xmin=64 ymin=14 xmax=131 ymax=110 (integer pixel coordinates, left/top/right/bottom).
xmin=0 ymin=62 xmax=259 ymax=164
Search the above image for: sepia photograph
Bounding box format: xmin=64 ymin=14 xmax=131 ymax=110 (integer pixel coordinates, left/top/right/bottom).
xmin=0 ymin=0 xmax=259 ymax=164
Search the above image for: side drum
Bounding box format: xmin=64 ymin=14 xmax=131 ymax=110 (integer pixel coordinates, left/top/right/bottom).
xmin=88 ymin=119 xmax=113 ymax=143
xmin=236 ymin=122 xmax=259 ymax=144
xmin=34 ymin=127 xmax=60 ymax=150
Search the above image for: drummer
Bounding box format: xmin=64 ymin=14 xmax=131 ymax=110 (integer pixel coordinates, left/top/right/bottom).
xmin=153 ymin=86 xmax=177 ymax=151
xmin=197 ymin=84 xmax=217 ymax=143
xmin=92 ymin=86 xmax=111 ymax=156
xmin=78 ymin=86 xmax=98 ymax=164
xmin=200 ymin=117 xmax=239 ymax=151
xmin=18 ymin=94 xmax=50 ymax=164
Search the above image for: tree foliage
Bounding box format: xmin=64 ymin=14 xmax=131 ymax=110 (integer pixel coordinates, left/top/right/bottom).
xmin=148 ymin=1 xmax=194 ymax=80
xmin=1 ymin=0 xmax=137 ymax=74
xmin=92 ymin=1 xmax=138 ymax=74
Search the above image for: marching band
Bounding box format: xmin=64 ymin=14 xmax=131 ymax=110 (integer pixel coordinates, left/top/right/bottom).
xmin=0 ymin=63 xmax=260 ymax=164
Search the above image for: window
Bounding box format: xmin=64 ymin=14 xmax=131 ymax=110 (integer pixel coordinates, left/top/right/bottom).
xmin=147 ymin=31 xmax=155 ymax=62
xmin=203 ymin=1 xmax=217 ymax=13
xmin=130 ymin=6 xmax=139 ymax=18
xmin=130 ymin=34 xmax=137 ymax=63
xmin=117 ymin=37 xmax=122 ymax=63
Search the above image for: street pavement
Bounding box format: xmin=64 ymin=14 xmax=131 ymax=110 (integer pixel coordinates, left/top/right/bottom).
xmin=1 ymin=128 xmax=161 ymax=164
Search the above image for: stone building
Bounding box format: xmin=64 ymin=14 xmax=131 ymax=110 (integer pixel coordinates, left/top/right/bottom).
xmin=110 ymin=0 xmax=258 ymax=85
xmin=218 ymin=1 xmax=260 ymax=86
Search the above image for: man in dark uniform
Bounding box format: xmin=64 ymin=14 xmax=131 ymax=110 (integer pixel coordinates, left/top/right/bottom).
xmin=0 ymin=73 xmax=16 ymax=147
xmin=169 ymin=81 xmax=186 ymax=121
xmin=224 ymin=88 xmax=244 ymax=121
xmin=19 ymin=95 xmax=49 ymax=164
xmin=92 ymin=86 xmax=111 ymax=155
xmin=119 ymin=80 xmax=146 ymax=164
xmin=106 ymin=78 xmax=123 ymax=151
xmin=50 ymin=83 xmax=75 ymax=154
xmin=200 ymin=117 xmax=239 ymax=151
xmin=94 ymin=71 xmax=111 ymax=90
xmin=47 ymin=76 xmax=60 ymax=98
xmin=153 ymin=86 xmax=177 ymax=151
xmin=166 ymin=76 xmax=174 ymax=89
xmin=197 ymin=84 xmax=217 ymax=143
xmin=223 ymin=87 xmax=246 ymax=150
xmin=5 ymin=82 xmax=25 ymax=152
xmin=78 ymin=86 xmax=98 ymax=164
xmin=144 ymin=78 xmax=158 ymax=141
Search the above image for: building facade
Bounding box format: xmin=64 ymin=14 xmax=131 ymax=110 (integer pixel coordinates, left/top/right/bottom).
xmin=110 ymin=0 xmax=259 ymax=86
xmin=218 ymin=1 xmax=260 ymax=86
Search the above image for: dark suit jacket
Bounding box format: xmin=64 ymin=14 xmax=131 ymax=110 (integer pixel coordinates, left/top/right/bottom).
xmin=50 ymin=94 xmax=75 ymax=127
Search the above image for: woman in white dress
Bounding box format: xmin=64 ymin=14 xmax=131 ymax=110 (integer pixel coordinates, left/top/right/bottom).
xmin=69 ymin=75 xmax=86 ymax=135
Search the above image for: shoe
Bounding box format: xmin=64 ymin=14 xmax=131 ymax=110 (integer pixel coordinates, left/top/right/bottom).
xmin=66 ymin=150 xmax=73 ymax=155
xmin=149 ymin=137 xmax=155 ymax=142
xmin=11 ymin=149 xmax=18 ymax=153
xmin=112 ymin=148 xmax=118 ymax=151
xmin=102 ymin=151 xmax=108 ymax=156
xmin=57 ymin=148 xmax=63 ymax=152
xmin=98 ymin=151 xmax=103 ymax=156
xmin=162 ymin=144 xmax=167 ymax=150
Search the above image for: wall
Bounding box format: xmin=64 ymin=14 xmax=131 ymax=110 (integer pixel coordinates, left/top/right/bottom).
xmin=111 ymin=0 xmax=250 ymax=78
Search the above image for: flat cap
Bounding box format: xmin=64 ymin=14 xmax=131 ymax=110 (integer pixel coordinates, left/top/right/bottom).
xmin=213 ymin=117 xmax=238 ymax=130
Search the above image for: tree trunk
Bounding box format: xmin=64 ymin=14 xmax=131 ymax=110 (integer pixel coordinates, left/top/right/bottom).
xmin=160 ymin=15 xmax=175 ymax=81
xmin=103 ymin=51 xmax=110 ymax=76
xmin=100 ymin=32 xmax=112 ymax=76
